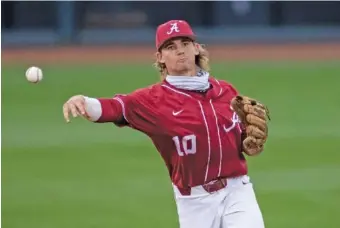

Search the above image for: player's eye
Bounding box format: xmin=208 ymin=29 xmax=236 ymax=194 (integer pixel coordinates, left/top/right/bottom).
xmin=183 ymin=41 xmax=190 ymax=46
xmin=167 ymin=45 xmax=175 ymax=50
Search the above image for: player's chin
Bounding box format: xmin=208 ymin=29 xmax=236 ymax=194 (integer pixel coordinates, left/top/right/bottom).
xmin=176 ymin=61 xmax=191 ymax=70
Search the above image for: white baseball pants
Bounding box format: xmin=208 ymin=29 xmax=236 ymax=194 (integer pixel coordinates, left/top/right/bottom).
xmin=173 ymin=175 xmax=265 ymax=228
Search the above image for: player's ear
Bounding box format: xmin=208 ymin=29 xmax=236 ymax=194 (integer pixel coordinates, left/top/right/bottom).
xmin=193 ymin=42 xmax=200 ymax=56
xmin=156 ymin=51 xmax=165 ymax=64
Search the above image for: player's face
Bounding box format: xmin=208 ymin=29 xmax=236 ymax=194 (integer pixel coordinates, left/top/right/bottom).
xmin=157 ymin=37 xmax=199 ymax=76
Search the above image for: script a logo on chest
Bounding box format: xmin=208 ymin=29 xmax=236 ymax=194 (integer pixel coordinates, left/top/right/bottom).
xmin=213 ymin=101 xmax=241 ymax=133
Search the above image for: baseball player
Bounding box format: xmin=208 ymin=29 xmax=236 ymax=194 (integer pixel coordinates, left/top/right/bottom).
xmin=63 ymin=20 xmax=270 ymax=228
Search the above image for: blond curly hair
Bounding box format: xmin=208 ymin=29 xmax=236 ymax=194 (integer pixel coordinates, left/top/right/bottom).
xmin=154 ymin=43 xmax=210 ymax=79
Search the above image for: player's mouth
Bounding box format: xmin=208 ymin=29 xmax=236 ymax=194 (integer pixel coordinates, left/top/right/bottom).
xmin=177 ymin=57 xmax=188 ymax=63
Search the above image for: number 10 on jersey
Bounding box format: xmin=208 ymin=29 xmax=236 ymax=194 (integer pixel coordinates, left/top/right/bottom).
xmin=172 ymin=134 xmax=197 ymax=156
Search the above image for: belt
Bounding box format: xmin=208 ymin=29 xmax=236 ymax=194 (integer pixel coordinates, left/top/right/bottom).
xmin=202 ymin=178 xmax=227 ymax=193
xmin=177 ymin=177 xmax=228 ymax=196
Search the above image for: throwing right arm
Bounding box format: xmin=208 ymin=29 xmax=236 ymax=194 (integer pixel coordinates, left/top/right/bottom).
xmin=62 ymin=88 xmax=159 ymax=135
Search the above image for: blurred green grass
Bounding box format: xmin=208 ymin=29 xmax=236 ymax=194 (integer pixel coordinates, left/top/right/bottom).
xmin=2 ymin=62 xmax=340 ymax=228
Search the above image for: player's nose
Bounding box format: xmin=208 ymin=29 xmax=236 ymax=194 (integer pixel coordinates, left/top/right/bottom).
xmin=176 ymin=48 xmax=185 ymax=55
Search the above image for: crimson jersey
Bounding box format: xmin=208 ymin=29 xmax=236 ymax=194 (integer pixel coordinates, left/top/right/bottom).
xmin=98 ymin=77 xmax=247 ymax=192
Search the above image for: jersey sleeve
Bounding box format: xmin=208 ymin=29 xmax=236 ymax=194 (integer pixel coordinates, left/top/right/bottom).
xmin=102 ymin=88 xmax=160 ymax=135
xmin=95 ymin=97 xmax=126 ymax=125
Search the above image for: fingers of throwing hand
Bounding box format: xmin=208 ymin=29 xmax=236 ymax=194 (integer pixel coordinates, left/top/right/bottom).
xmin=63 ymin=96 xmax=87 ymax=123
xmin=74 ymin=99 xmax=86 ymax=115
xmin=63 ymin=103 xmax=71 ymax=123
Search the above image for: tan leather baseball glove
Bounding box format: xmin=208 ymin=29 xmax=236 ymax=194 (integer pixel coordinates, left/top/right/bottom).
xmin=231 ymin=95 xmax=271 ymax=156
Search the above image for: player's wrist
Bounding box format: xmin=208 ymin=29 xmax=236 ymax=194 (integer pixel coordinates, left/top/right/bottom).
xmin=84 ymin=96 xmax=102 ymax=121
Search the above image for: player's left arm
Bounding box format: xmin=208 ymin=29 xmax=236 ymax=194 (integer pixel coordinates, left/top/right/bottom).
xmin=217 ymin=79 xmax=271 ymax=156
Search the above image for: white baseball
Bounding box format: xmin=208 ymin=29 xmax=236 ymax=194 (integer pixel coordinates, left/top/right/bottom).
xmin=25 ymin=66 xmax=43 ymax=83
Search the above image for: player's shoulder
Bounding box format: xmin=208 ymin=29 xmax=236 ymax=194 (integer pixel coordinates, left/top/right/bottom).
xmin=130 ymin=82 xmax=163 ymax=97
xmin=127 ymin=82 xmax=164 ymax=104
xmin=210 ymin=76 xmax=239 ymax=96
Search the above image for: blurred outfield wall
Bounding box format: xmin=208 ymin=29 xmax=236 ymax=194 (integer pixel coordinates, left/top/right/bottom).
xmin=2 ymin=1 xmax=340 ymax=48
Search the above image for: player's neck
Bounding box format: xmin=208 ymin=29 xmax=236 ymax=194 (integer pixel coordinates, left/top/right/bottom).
xmin=165 ymin=68 xmax=210 ymax=91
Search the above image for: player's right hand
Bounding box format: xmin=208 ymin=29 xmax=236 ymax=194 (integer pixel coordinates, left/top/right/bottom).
xmin=63 ymin=95 xmax=87 ymax=123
